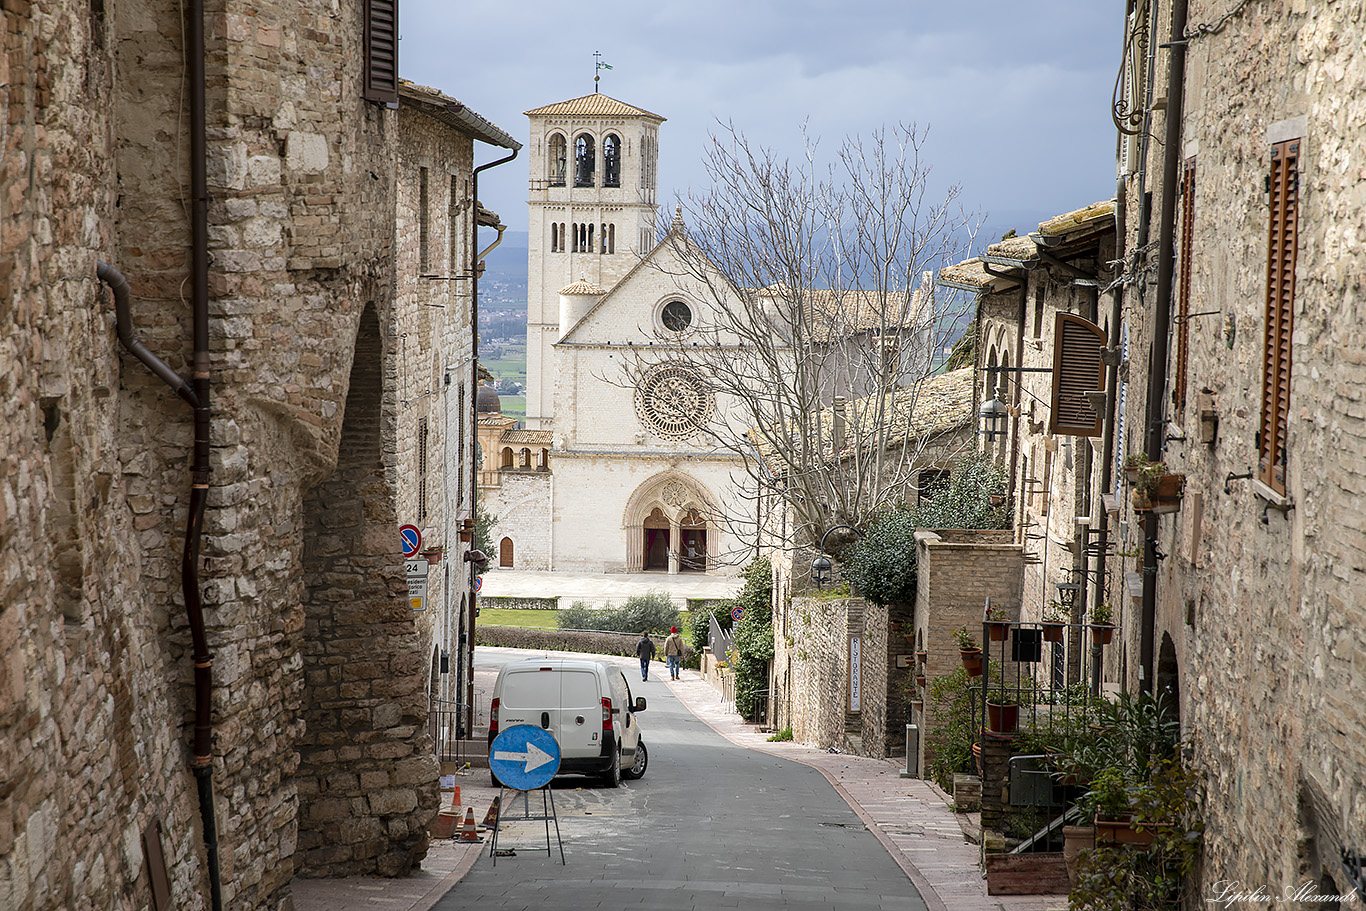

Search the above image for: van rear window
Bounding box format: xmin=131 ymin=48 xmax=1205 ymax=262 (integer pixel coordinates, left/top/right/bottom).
xmin=501 ymin=670 xmax=599 ymax=709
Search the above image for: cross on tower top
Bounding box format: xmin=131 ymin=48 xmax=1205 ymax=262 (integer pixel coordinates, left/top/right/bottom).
xmin=593 ymin=51 xmax=612 ymax=93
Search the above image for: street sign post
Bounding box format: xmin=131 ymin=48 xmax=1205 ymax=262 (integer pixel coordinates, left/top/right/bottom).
xmin=400 ymin=524 xmax=422 ymax=558
xmin=487 ymin=725 xmax=566 ymax=865
xmin=406 ymin=559 xmax=428 ymax=612
xmin=731 ymin=605 xmax=744 ymax=622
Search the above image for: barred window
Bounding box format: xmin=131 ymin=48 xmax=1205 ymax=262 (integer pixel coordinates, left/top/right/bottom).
xmin=1259 ymin=139 xmax=1298 ymax=495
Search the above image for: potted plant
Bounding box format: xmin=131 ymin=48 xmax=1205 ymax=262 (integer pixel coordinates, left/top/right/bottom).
xmin=915 ymin=648 xmax=928 ymax=665
xmin=1041 ymin=601 xmax=1066 ymax=643
xmin=986 ymin=694 xmax=1019 ymax=733
xmin=1122 ymin=452 xmax=1151 ymax=485
xmin=1088 ymin=602 xmax=1115 ymax=646
xmin=1132 ymin=461 xmax=1185 ymax=514
xmin=915 ymin=672 xmax=927 ymax=689
xmin=983 ymin=604 xmax=1010 ymax=642
xmin=953 ymin=627 xmax=983 ymax=676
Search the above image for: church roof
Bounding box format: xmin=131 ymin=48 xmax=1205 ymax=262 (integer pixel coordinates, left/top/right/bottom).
xmin=501 ymin=429 xmax=553 ymax=445
xmin=524 ymin=93 xmax=666 ymax=123
xmin=746 ymin=367 xmax=975 ymax=477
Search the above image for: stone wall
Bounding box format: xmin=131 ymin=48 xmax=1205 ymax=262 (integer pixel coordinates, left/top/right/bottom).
xmin=912 ymin=530 xmax=1022 ymax=779
xmin=774 ymin=596 xmax=888 ymax=758
xmin=488 ymin=471 xmax=553 ymax=570
xmin=0 ymin=3 xmax=492 ymax=909
xmin=1116 ymin=0 xmax=1366 ymax=895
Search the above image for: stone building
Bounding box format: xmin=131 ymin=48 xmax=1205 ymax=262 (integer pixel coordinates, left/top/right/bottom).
xmin=1100 ymin=0 xmax=1365 ymax=895
xmin=1 ymin=4 xmax=516 ymax=910
xmin=767 ymin=366 xmax=978 ymax=756
xmin=937 ymin=202 xmax=1118 ymax=690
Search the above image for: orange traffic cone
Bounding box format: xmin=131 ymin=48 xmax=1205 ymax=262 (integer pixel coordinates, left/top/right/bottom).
xmin=480 ymin=795 xmax=500 ymax=829
xmin=450 ymin=786 xmax=461 ymax=810
xmin=457 ymin=808 xmax=483 ymax=843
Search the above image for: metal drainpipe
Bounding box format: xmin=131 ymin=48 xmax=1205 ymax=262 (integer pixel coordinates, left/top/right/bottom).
xmin=1140 ymin=0 xmax=1189 ymax=695
xmin=467 ymin=147 xmax=518 ymax=734
xmin=95 ymin=0 xmax=218 ymax=901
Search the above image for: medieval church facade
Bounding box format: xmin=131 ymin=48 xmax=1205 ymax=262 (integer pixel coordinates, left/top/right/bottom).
xmin=480 ymin=93 xmax=752 ymax=576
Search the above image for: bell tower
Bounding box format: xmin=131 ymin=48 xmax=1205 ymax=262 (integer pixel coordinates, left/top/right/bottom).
xmin=522 ymin=93 xmax=665 ymax=430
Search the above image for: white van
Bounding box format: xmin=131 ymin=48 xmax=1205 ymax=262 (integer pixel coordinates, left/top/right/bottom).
xmin=488 ymin=657 xmax=648 ymax=787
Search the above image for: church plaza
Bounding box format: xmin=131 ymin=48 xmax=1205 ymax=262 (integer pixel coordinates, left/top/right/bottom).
xmin=477 ymin=567 xmax=742 ymax=609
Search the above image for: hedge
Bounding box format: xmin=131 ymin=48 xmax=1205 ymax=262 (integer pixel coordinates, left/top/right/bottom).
xmin=476 ymin=625 xmax=695 ymax=664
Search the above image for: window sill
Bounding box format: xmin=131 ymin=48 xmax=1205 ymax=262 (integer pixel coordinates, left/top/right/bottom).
xmin=1251 ymin=479 xmax=1292 ymax=510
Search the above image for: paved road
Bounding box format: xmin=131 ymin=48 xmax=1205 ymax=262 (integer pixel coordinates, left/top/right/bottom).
xmin=436 ymin=650 xmax=928 ymax=911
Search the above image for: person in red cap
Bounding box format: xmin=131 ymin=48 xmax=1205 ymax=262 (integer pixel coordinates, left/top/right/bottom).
xmin=664 ymin=626 xmax=685 ymax=680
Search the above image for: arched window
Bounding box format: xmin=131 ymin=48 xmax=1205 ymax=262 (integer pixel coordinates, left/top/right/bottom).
xmin=500 ymin=447 xmax=514 ymax=469
xmin=574 ymin=133 xmax=595 ymax=187
xmin=538 ymin=449 xmax=549 ymax=470
xmin=608 ymin=224 xmax=615 ymax=254
xmin=603 ymin=134 xmax=621 ymax=187
xmin=551 ymin=222 xmax=559 ymax=253
xmin=548 ymin=133 xmax=566 ymax=187
xmin=520 ymin=447 xmax=532 ymax=468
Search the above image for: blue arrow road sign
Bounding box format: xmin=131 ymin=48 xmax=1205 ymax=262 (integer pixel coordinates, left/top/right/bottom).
xmin=489 ymin=725 xmax=561 ymax=791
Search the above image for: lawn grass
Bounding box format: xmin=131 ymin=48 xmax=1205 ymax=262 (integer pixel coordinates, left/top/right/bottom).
xmin=479 ymin=607 xmax=694 ymax=637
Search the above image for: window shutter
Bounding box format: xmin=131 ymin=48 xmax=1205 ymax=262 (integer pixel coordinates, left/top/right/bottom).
xmin=1259 ymin=139 xmax=1299 ymax=494
xmin=363 ymin=0 xmax=398 ymax=105
xmin=1049 ymin=312 xmax=1107 ymax=437
xmin=1174 ymin=157 xmax=1196 ymax=414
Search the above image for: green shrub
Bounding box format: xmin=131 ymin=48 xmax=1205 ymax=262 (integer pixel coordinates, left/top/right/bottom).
xmin=907 ymin=450 xmax=1010 ymax=530
xmin=727 ymin=557 xmax=774 ymax=722
xmin=842 ymin=505 xmax=917 ymax=606
xmin=556 ymin=592 xmax=680 ymax=636
xmin=925 ymin=666 xmax=976 ymax=792
xmin=477 ymin=625 xmax=694 ymax=663
xmin=767 ymin=727 xmax=793 ymax=742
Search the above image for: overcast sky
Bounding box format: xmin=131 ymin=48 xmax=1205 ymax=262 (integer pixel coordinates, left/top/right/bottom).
xmin=398 ymin=1 xmax=1124 ymax=241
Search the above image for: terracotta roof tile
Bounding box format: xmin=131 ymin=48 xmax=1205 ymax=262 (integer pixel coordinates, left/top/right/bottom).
xmin=524 ymin=93 xmax=666 ymax=122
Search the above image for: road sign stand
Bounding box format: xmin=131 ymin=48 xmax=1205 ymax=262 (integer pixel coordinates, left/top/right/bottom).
xmin=489 ymin=786 xmax=564 ymax=866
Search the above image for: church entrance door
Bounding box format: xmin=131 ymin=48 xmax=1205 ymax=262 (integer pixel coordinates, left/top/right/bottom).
xmin=680 ymin=509 xmax=707 ymax=572
xmin=643 ymin=508 xmax=670 ymax=571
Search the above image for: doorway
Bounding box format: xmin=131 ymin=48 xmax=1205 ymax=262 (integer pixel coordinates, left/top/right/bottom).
xmin=499 ymin=537 xmax=514 ymax=568
xmin=643 ymin=508 xmax=669 ymax=570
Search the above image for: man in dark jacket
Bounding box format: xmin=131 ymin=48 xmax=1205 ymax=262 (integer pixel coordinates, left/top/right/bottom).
xmin=635 ymin=632 xmax=656 ymax=681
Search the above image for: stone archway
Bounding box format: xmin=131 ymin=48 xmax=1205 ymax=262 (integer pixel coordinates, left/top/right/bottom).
xmin=622 ymin=472 xmax=719 ymax=574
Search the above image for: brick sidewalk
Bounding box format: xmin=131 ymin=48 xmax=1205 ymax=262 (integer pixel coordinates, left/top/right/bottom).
xmin=290 ymin=655 xmax=1068 ymax=911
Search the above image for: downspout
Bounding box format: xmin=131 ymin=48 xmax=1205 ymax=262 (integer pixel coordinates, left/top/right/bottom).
xmin=1140 ymin=0 xmax=1189 ymax=694
xmin=95 ymin=0 xmax=219 ymax=904
xmin=467 ymin=147 xmax=518 ymax=734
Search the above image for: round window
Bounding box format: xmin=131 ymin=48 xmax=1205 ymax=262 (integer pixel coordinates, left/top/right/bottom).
xmin=660 ymin=300 xmax=693 ymax=333
xmin=634 ymin=363 xmax=714 ymax=441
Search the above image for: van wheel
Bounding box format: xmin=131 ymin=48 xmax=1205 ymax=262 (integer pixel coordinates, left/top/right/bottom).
xmin=622 ymin=740 xmax=648 ymax=781
xmin=601 ymin=746 xmax=621 ymax=788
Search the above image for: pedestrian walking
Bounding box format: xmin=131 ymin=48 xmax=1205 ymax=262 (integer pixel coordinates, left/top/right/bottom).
xmin=636 ymin=632 xmax=656 ymax=681
xmin=664 ymin=626 xmax=685 ymax=680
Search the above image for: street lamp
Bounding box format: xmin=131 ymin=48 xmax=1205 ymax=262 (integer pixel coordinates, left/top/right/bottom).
xmin=810 ymin=524 xmax=857 ymax=589
xmin=978 ymin=394 xmax=1009 ymax=442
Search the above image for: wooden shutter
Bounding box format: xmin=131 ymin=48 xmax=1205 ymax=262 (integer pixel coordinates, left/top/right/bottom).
xmin=1174 ymin=158 xmax=1196 ymax=413
xmin=363 ymin=0 xmax=398 ymax=105
xmin=1049 ymin=313 xmax=1107 ymax=436
xmin=1259 ymin=139 xmax=1299 ymax=494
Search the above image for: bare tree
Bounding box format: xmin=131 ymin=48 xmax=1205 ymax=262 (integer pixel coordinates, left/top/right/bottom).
xmin=623 ymin=122 xmax=981 ymax=555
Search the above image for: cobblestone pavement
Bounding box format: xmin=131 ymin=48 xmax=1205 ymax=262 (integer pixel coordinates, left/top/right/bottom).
xmin=290 ymin=651 xmax=1068 ymax=911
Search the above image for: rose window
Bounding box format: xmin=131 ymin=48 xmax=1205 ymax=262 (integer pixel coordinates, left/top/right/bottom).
xmin=634 ymin=364 xmax=714 ymax=441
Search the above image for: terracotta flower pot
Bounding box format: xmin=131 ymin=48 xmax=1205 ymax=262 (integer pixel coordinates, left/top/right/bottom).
xmin=959 ymin=647 xmax=983 ymax=676
xmin=985 ymin=621 xmax=1010 ymax=642
xmin=986 ymin=701 xmax=1018 ymax=733
xmin=1041 ymin=622 xmax=1064 ymax=643
xmin=915 ymin=674 xmax=927 ymax=688
xmin=1095 ymin=816 xmax=1153 ymax=845
xmin=1063 ymin=825 xmax=1095 ymax=883
xmin=1089 ymin=624 xmax=1114 ymax=646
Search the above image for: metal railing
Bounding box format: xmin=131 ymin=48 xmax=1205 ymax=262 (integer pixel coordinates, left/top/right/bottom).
xmin=429 ymin=698 xmax=470 ymax=765
xmin=708 ymin=613 xmax=734 ymax=664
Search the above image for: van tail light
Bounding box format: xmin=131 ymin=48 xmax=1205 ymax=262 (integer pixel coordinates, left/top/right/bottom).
xmin=490 ymin=698 xmax=500 ymax=736
xmin=601 ymin=697 xmax=612 ymax=732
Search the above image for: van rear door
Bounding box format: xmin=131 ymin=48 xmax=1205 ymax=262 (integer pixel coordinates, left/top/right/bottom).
xmin=497 ymin=668 xmax=602 ymax=759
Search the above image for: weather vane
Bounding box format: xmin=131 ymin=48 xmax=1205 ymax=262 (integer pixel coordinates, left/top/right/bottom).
xmin=593 ymin=51 xmax=612 ymax=93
